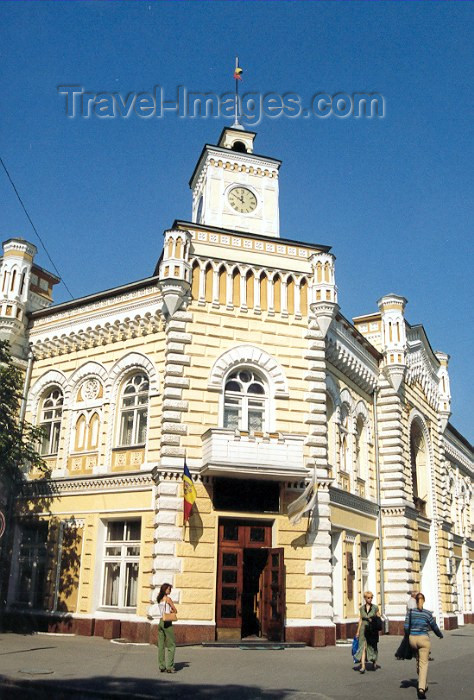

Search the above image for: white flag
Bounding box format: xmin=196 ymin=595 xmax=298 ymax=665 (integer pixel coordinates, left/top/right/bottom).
xmin=287 ymin=474 xmax=317 ymax=525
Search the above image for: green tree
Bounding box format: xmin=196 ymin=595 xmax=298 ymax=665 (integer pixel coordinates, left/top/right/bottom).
xmin=0 ymin=339 xmax=47 ymax=614
xmin=0 ymin=339 xmax=45 ymax=486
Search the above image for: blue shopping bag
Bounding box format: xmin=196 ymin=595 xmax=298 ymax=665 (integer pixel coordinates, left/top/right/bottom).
xmin=351 ymin=636 xmax=359 ymax=663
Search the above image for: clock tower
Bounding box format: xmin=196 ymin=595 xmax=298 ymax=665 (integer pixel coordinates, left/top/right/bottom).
xmin=189 ymin=127 xmax=281 ymax=237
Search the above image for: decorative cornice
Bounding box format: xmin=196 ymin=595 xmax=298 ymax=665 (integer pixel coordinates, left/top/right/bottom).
xmin=405 ymin=329 xmax=440 ymax=410
xmin=329 ymin=486 xmax=379 ymax=517
xmin=21 ymin=472 xmax=154 ymax=497
xmin=380 ymin=503 xmax=419 ymax=521
xmin=444 ymin=437 xmax=473 ymax=474
xmin=327 ymin=320 xmax=378 ymax=394
xmin=29 ymin=308 xmax=163 ymax=359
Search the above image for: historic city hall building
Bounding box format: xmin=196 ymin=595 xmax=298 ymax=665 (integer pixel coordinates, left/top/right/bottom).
xmin=1 ymin=127 xmax=473 ymax=645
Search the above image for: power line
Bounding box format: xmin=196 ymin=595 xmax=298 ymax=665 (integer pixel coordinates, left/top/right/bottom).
xmin=0 ymin=155 xmax=74 ymax=299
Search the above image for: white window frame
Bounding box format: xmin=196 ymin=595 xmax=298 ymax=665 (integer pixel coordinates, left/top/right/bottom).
xmin=100 ymin=520 xmax=141 ymax=611
xmin=39 ymin=387 xmax=64 ymax=456
xmin=15 ymin=522 xmax=48 ymax=609
xmin=117 ymin=373 xmax=149 ymax=447
xmin=222 ymin=368 xmax=268 ymax=433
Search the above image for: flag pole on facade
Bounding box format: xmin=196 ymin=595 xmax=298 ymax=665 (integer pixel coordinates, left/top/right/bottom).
xmin=182 ymin=459 xmax=197 ymax=540
xmin=287 ymin=470 xmax=317 ymax=526
xmin=232 ymin=57 xmax=243 ymax=129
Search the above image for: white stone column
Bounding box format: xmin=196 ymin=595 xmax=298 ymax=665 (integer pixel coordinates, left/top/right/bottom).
xmin=198 ymin=264 xmax=206 ymax=304
xmin=268 ymin=276 xmax=275 ymax=315
xmin=151 ymin=478 xmax=182 ymax=606
xmin=377 ymin=375 xmax=418 ymax=625
xmin=152 ymin=309 xmax=192 ymax=605
xmin=294 ymin=282 xmax=301 ymax=318
xmin=226 ymin=271 xmax=233 ymax=309
xmin=254 ymin=274 xmax=261 ymax=313
xmin=212 ymin=268 xmax=219 ymax=307
xmin=281 ymin=278 xmax=288 ymax=317
xmin=240 ymin=267 xmax=247 ymax=310
xmin=304 ymin=315 xmax=335 ymax=639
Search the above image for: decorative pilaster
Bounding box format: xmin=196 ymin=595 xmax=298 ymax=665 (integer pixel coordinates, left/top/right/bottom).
xmin=435 ymin=351 xmax=451 ymax=433
xmin=151 ymin=307 xmax=192 ymax=607
xmin=377 ymin=374 xmax=417 ymax=623
xmin=304 ymin=312 xmax=335 ymax=636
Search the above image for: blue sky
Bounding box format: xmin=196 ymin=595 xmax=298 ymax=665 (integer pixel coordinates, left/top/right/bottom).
xmin=1 ymin=1 xmax=472 ymax=440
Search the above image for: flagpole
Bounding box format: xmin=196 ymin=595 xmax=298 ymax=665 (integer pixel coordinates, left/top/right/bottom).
xmin=234 ymin=56 xmax=239 ymax=128
xmin=182 ymin=455 xmax=186 ymax=542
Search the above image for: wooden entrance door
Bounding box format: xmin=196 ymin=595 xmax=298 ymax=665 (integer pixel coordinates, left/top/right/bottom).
xmin=259 ymin=547 xmax=285 ymax=642
xmin=216 ymin=547 xmax=243 ymax=630
xmin=216 ymin=520 xmax=283 ymax=639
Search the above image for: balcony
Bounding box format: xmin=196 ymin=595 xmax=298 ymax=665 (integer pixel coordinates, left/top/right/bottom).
xmin=201 ymin=428 xmax=307 ymax=481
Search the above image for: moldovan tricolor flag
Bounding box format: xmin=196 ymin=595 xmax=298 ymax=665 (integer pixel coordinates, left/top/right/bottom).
xmin=234 ymin=65 xmax=243 ymax=81
xmin=183 ymin=462 xmax=197 ymax=523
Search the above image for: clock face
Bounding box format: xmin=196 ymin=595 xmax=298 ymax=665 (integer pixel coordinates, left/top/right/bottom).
xmin=228 ymin=186 xmax=257 ymax=214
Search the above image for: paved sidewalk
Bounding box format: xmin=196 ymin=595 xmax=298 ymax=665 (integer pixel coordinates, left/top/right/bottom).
xmin=0 ymin=628 xmax=473 ymax=699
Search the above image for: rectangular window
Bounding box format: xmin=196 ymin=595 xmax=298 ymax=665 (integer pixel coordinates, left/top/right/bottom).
xmin=248 ymin=399 xmax=264 ymax=431
xmin=101 ymin=520 xmax=141 ymax=609
xmin=361 ymin=541 xmax=369 ymax=595
xmin=223 ymin=398 xmax=241 ymax=430
xmin=16 ymin=522 xmax=48 ymax=608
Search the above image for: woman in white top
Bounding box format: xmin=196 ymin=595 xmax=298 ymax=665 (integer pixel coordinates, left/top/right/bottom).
xmin=151 ymin=582 xmax=177 ymax=673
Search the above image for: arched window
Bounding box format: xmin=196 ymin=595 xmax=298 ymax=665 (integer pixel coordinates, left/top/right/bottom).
xmin=74 ymin=414 xmax=87 ymax=452
xmin=191 ymin=261 xmax=200 ymax=300
xmin=39 ymin=387 xmax=64 ymax=455
xmin=118 ymin=374 xmax=149 ymax=447
xmin=410 ymin=421 xmax=429 ymax=516
xmin=355 ymin=415 xmax=368 ymax=481
xmin=88 ymin=412 xmax=100 ymax=450
xmin=339 ymin=405 xmax=351 ymax=474
xmin=223 ymin=369 xmax=267 ymax=432
xmin=231 ymin=141 xmax=247 ymax=153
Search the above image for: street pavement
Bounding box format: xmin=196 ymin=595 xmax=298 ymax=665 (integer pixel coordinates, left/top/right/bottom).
xmin=0 ymin=627 xmax=473 ymax=699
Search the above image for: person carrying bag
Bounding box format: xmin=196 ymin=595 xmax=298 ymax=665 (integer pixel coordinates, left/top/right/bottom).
xmin=150 ymin=582 xmax=178 ymax=674
xmin=398 ymin=592 xmax=443 ymax=699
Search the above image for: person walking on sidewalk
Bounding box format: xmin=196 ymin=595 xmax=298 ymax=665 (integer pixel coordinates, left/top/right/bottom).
xmin=149 ymin=583 xmax=178 ymax=674
xmin=406 ymin=592 xmax=443 ymax=699
xmin=354 ymin=591 xmax=381 ymax=673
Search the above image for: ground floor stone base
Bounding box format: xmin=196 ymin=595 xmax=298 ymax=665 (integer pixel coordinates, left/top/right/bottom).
xmin=3 ymin=613 xmax=471 ymax=645
xmin=2 ymin=613 xmax=339 ymax=647
xmin=335 ymin=621 xmax=358 ymax=640
xmin=443 ymin=615 xmax=459 ymax=630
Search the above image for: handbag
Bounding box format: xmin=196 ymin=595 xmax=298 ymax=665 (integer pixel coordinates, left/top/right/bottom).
xmin=372 ymin=615 xmax=383 ymax=632
xmin=395 ymin=610 xmax=413 ymax=660
xmin=163 ymin=611 xmax=177 ymax=622
xmin=351 ymin=636 xmax=359 ymax=663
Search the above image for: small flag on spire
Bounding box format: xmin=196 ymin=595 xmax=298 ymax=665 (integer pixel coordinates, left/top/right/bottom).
xmin=234 ymin=66 xmax=243 ymax=81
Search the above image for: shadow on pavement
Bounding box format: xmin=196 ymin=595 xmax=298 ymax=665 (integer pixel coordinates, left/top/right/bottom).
xmin=0 ymin=674 xmax=297 ymax=700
